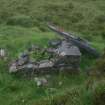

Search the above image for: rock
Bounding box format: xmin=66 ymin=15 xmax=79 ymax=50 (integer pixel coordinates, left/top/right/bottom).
xmin=34 ymin=77 xmax=42 ymax=86
xmin=0 ymin=49 xmax=5 ymax=57
xmin=26 ymin=64 xmax=34 ymax=69
xmin=9 ymin=63 xmax=17 ymax=73
xmin=41 ymin=77 xmax=48 ymax=85
xmin=34 ymin=77 xmax=48 ymax=87
xmin=18 ymin=51 xmax=29 ymax=66
xmin=37 ymin=80 xmax=42 ymax=87
xmin=0 ymin=48 xmax=7 ymax=60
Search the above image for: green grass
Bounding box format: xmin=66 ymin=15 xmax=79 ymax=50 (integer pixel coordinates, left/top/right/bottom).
xmin=0 ymin=25 xmax=104 ymax=105
xmin=0 ymin=0 xmax=105 ymax=104
xmin=0 ymin=0 xmax=105 ymax=36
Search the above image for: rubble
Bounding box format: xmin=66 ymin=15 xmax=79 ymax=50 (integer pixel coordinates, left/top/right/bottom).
xmin=48 ymin=24 xmax=100 ymax=57
xmin=9 ymin=40 xmax=81 ymax=75
xmin=9 ymin=24 xmax=99 ymax=76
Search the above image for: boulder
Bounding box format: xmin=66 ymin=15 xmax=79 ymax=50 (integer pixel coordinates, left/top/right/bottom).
xmin=34 ymin=77 xmax=48 ymax=87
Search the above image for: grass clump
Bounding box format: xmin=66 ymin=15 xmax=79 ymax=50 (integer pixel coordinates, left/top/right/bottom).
xmin=7 ymin=15 xmax=34 ymax=27
xmin=92 ymin=80 xmax=105 ymax=105
xmin=88 ymin=50 xmax=105 ymax=76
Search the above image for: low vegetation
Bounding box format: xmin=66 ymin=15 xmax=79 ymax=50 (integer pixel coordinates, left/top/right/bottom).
xmin=0 ymin=0 xmax=105 ymax=105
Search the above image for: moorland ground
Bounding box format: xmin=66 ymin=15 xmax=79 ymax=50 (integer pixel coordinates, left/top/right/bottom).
xmin=0 ymin=0 xmax=105 ymax=105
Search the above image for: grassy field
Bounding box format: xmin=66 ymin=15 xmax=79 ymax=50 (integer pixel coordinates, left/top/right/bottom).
xmin=0 ymin=25 xmax=104 ymax=105
xmin=0 ymin=0 xmax=105 ymax=105
xmin=0 ymin=0 xmax=105 ymax=35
